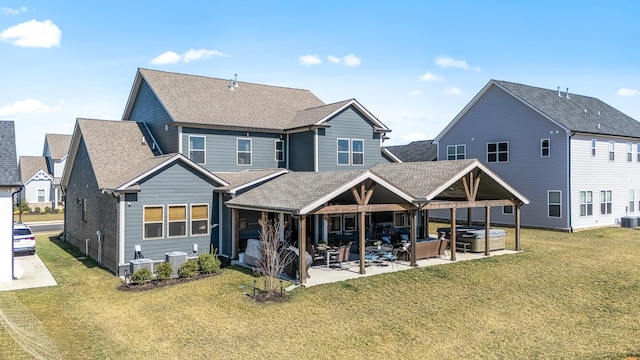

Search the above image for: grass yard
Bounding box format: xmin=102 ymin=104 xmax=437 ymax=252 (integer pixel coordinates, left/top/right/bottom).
xmin=2 ymin=226 xmax=640 ymax=359
xmin=14 ymin=212 xmax=64 ymax=223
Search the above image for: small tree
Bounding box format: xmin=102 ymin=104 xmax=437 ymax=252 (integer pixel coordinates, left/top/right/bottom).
xmin=253 ymin=218 xmax=295 ymax=293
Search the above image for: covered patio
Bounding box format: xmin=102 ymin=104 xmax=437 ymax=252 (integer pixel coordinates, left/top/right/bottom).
xmin=225 ymin=159 xmax=529 ymax=285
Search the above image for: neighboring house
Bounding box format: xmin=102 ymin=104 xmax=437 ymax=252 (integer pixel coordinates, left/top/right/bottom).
xmin=383 ymin=140 xmax=437 ymax=162
xmin=43 ymin=133 xmax=72 ymax=209
xmin=0 ymin=120 xmax=22 ymax=283
xmin=434 ymin=80 xmax=640 ymax=231
xmin=18 ymin=156 xmax=53 ymax=211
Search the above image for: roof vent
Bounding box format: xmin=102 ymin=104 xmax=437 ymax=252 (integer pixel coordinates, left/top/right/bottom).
xmin=598 ymin=110 xmax=601 ymax=116
xmin=565 ymin=88 xmax=570 ymax=99
xmin=142 ymin=136 xmax=146 ymax=145
xmin=597 ymin=123 xmax=601 ymax=129
xmin=229 ymin=73 xmax=239 ymax=91
xmin=584 ymin=109 xmax=587 ymax=114
xmin=557 ymin=86 xmax=562 ymax=97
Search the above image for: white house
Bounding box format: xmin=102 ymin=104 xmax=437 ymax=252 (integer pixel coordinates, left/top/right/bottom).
xmin=0 ymin=121 xmax=22 ymax=283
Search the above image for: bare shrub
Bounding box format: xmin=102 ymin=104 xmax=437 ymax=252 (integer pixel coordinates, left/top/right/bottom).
xmin=253 ymin=218 xmax=295 ymax=293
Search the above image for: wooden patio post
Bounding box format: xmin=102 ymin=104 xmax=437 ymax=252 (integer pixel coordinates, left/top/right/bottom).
xmin=515 ymin=204 xmax=522 ymax=251
xmin=450 ymin=208 xmax=457 ymax=261
xmin=467 ymin=208 xmax=472 ymax=226
xmin=232 ymin=208 xmax=239 ymax=259
xmin=423 ymin=209 xmax=429 ymax=238
xmin=299 ymin=215 xmax=307 ymax=284
xmin=484 ymin=206 xmax=490 ymax=256
xmin=410 ymin=210 xmax=417 ymax=266
xmin=359 ymin=211 xmax=366 ymax=274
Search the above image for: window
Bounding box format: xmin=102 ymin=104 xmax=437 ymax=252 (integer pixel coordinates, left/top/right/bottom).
xmin=637 ymin=144 xmax=640 ymax=162
xmin=37 ymin=189 xmax=45 ymax=202
xmin=580 ymin=191 xmax=593 ymax=216
xmin=541 ymin=139 xmax=550 ymax=157
xmin=548 ymin=190 xmax=561 ymax=218
xmin=609 ymin=140 xmax=615 ymax=161
xmin=330 ymin=215 xmax=341 ymax=232
xmin=190 ymin=204 xmax=209 ymax=235
xmin=168 ymin=205 xmax=186 ymax=237
xmin=502 ymin=205 xmax=514 ymax=214
xmin=591 ymin=139 xmax=596 ymax=157
xmin=237 ymin=138 xmax=252 ymax=165
xmin=447 ymin=145 xmax=466 ymax=160
xmin=487 ymin=142 xmax=509 ymax=163
xmin=629 ymin=190 xmax=635 ymax=213
xmin=337 ymin=138 xmax=350 ymax=165
xmin=352 ymin=140 xmax=364 ymax=165
xmin=275 ymin=140 xmax=284 ymax=162
xmin=143 ymin=206 xmax=164 ymax=239
xmin=188 ymin=136 xmax=205 ymax=164
xmin=344 ymin=214 xmax=356 ymax=231
xmin=600 ymin=190 xmax=612 ymax=214
xmin=394 ymin=212 xmax=407 ymax=227
xmin=627 ymin=143 xmax=633 ymax=162
xmin=82 ymin=198 xmax=88 ymax=222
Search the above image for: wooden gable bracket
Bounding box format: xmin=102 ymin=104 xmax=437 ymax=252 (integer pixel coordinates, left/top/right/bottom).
xmin=462 ymin=171 xmax=481 ymax=202
xmin=351 ymin=182 xmax=376 ymax=206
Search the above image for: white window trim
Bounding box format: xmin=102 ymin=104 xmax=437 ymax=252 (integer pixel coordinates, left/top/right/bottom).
xmin=627 ymin=142 xmax=633 ymax=162
xmin=337 ymin=138 xmax=350 ymax=166
xmin=486 ymin=141 xmax=509 ymax=163
xmin=37 ymin=188 xmax=46 ymax=202
xmin=143 ymin=205 xmax=164 ymax=240
xmin=188 ymin=135 xmax=206 ymax=164
xmin=609 ymin=140 xmax=615 ymax=162
xmin=579 ymin=191 xmax=593 ymax=217
xmin=237 ymin=138 xmax=252 ymax=166
xmin=591 ymin=139 xmax=596 ymax=157
xmin=600 ymin=190 xmax=612 ymax=215
xmin=637 ymin=143 xmax=640 ymax=162
xmin=275 ymin=139 xmax=284 ymax=162
xmin=351 ymin=139 xmax=364 ymax=166
xmin=547 ymin=190 xmax=562 ymax=218
xmin=540 ymin=138 xmax=550 ymax=157
xmin=502 ymin=205 xmax=514 ymax=215
xmin=629 ymin=189 xmax=635 ymax=213
xmin=447 ymin=144 xmax=466 ymax=160
xmin=167 ymin=204 xmax=188 ymax=238
xmin=190 ymin=203 xmax=210 ymax=236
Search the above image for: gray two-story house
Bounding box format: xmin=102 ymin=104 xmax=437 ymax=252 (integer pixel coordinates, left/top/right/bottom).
xmin=434 ymin=80 xmax=640 ymax=231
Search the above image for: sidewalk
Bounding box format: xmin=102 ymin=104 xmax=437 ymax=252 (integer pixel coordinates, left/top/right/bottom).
xmin=0 ymin=254 xmax=57 ymax=292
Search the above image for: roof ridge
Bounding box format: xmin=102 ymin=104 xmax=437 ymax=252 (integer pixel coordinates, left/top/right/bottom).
xmin=493 ymin=79 xmax=599 ymax=100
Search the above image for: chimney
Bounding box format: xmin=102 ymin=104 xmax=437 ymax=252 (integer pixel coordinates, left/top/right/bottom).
xmin=566 ymin=88 xmax=570 ymax=99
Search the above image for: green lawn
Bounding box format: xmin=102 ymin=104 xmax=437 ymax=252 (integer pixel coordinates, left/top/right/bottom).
xmin=3 ymin=226 xmax=640 ymax=359
xmin=14 ymin=212 xmax=64 ymax=223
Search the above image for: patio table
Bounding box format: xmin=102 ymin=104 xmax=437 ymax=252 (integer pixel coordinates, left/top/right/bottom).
xmin=316 ymin=246 xmax=340 ymax=268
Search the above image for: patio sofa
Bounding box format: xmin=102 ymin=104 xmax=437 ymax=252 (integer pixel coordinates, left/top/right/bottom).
xmin=409 ymin=238 xmax=448 ymax=261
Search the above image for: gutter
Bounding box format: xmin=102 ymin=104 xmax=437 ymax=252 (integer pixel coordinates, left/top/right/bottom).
xmin=11 ymin=186 xmax=23 ymax=280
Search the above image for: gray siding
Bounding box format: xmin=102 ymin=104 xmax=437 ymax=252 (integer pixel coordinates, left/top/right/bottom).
xmin=123 ymin=161 xmax=219 ymax=264
xmin=181 ymin=128 xmax=284 ymax=172
xmin=64 ymin=138 xmax=119 ymax=272
xmin=128 ymin=79 xmax=179 ymax=153
xmin=289 ymin=131 xmax=315 ymax=171
xmin=317 ymin=107 xmax=387 ymax=171
xmin=437 ymin=85 xmax=570 ymax=230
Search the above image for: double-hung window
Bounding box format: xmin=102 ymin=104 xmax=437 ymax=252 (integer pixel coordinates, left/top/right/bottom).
xmin=191 ymin=204 xmax=209 ymax=235
xmin=548 ymin=190 xmax=561 ymax=218
xmin=189 ymin=136 xmax=205 ymax=164
xmin=394 ymin=212 xmax=407 ymax=227
xmin=337 ymin=138 xmax=365 ymax=165
xmin=168 ymin=205 xmax=187 ymax=237
xmin=627 ymin=143 xmax=633 ymax=162
xmin=237 ymin=138 xmax=252 ymax=165
xmin=591 ymin=139 xmax=596 ymax=157
xmin=352 ymin=139 xmax=364 ymax=165
xmin=541 ymin=139 xmax=550 ymax=157
xmin=337 ymin=138 xmax=350 ymax=165
xmin=579 ymin=191 xmax=593 ymax=216
xmin=487 ymin=141 xmax=508 ymax=162
xmin=447 ymin=145 xmax=466 ymax=160
xmin=82 ymin=199 xmax=88 ymax=222
xmin=144 ymin=206 xmax=164 ymax=239
xmin=637 ymin=144 xmax=640 ymax=162
xmin=629 ymin=190 xmax=635 ymax=212
xmin=37 ymin=189 xmax=46 ymax=202
xmin=275 ymin=140 xmax=284 ymax=162
xmin=609 ymin=140 xmax=615 ymax=161
xmin=600 ymin=190 xmax=612 ymax=214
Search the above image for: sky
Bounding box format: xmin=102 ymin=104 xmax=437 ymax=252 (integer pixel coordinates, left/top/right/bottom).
xmin=1 ymin=1 xmax=639 ymax=157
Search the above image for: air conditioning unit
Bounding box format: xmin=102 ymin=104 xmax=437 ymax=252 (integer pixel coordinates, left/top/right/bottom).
xmin=129 ymin=258 xmax=154 ymax=274
xmin=165 ymin=251 xmax=188 ymax=276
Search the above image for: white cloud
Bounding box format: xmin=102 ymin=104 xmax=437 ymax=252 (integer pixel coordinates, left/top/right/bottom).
xmin=444 ymin=87 xmax=464 ymax=96
xmin=0 ymin=19 xmax=61 ymax=48
xmin=419 ymin=71 xmax=444 ymax=82
xmin=343 ymin=53 xmax=361 ymax=67
xmin=435 ymin=56 xmax=480 ymax=71
xmin=0 ymin=6 xmax=28 ymax=15
xmin=298 ymin=54 xmax=322 ymax=66
xmin=183 ymin=48 xmax=228 ymax=63
xmin=0 ymin=99 xmax=62 ymax=116
xmin=409 ymin=89 xmax=423 ymax=96
xmin=151 ymin=51 xmax=181 ymax=65
xmin=327 ymin=55 xmax=341 ymax=64
xmin=616 ymin=88 xmax=639 ymax=97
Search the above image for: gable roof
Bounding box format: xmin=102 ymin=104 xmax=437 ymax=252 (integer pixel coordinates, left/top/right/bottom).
xmin=288 ymin=99 xmax=390 ymax=132
xmin=436 ymin=80 xmax=640 ymax=142
xmin=43 ymin=133 xmax=72 ymax=160
xmin=383 ymin=140 xmax=437 ymax=162
xmin=19 ymin=156 xmax=50 ymax=182
xmin=0 ymin=120 xmax=21 ymax=187
xmin=214 ymin=169 xmax=289 ymax=193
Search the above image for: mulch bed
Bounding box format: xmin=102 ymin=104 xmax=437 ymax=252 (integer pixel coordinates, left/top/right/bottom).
xmin=118 ymin=272 xmax=220 ymax=292
xmin=250 ymin=290 xmax=289 ymax=303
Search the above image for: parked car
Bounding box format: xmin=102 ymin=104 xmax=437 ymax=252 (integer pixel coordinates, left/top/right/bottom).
xmin=13 ymin=223 xmax=35 ymax=255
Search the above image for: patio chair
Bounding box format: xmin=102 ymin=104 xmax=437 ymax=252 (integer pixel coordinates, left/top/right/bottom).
xmin=329 ymin=242 xmax=351 ymax=269
xmin=381 ymin=252 xmax=398 ymax=268
xmin=306 ymin=244 xmax=325 ymax=266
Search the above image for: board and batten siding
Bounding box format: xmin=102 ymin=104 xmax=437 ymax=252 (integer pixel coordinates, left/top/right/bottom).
xmin=288 ymin=131 xmax=315 ymax=171
xmin=317 ymin=107 xmax=387 ymax=171
xmin=127 ymin=79 xmax=179 ymax=153
xmin=570 ymin=135 xmax=640 ymax=230
xmin=122 ymin=161 xmax=219 ymax=264
xmin=437 ymin=85 xmax=570 ymax=230
xmin=181 ymin=128 xmax=284 ymax=172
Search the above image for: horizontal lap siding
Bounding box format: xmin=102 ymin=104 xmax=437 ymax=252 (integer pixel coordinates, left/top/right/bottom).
xmin=123 ymin=162 xmax=217 ymax=263
xmin=438 ymin=86 xmax=569 ymax=229
xmin=289 ymin=131 xmax=314 ymax=171
xmin=570 ymin=135 xmax=640 ymax=230
xmin=318 ymin=107 xmax=387 ymax=171
xmin=128 ymin=80 xmax=178 ymax=153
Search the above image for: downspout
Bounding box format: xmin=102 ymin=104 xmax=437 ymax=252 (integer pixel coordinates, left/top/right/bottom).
xmin=286 ymin=133 xmax=290 ymax=169
xmin=118 ymin=193 xmax=125 ymax=266
xmin=178 ymin=126 xmax=183 ymax=154
xmin=568 ymin=131 xmax=574 ymax=232
xmin=314 ymin=128 xmax=318 ymax=172
xmin=218 ymin=194 xmax=223 ymax=255
xmin=11 ymin=187 xmax=23 ymax=280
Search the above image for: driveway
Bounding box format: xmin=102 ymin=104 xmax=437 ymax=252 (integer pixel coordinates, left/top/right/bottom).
xmin=0 ymin=254 xmax=57 ymax=291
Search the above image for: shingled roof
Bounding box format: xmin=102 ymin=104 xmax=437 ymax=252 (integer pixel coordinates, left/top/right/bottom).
xmin=44 ymin=133 xmax=72 ymax=160
xmin=383 ymin=140 xmax=437 ymax=162
xmin=19 ymin=156 xmax=50 ymax=182
xmin=494 ymin=80 xmax=640 ymax=138
xmin=0 ymin=120 xmax=21 ymax=187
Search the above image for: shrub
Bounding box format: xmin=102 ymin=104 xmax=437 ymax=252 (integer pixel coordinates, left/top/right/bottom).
xmin=34 ymin=207 xmax=41 ymax=214
xmin=155 ymin=261 xmax=173 ymax=281
xmin=18 ymin=200 xmax=30 ymax=213
xmin=131 ymin=268 xmax=153 ymax=284
xmin=198 ymin=253 xmax=221 ymax=274
xmin=44 ymin=206 xmax=52 ymax=214
xmin=53 ymin=208 xmax=61 ymax=214
xmin=178 ymin=260 xmax=199 ymax=278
